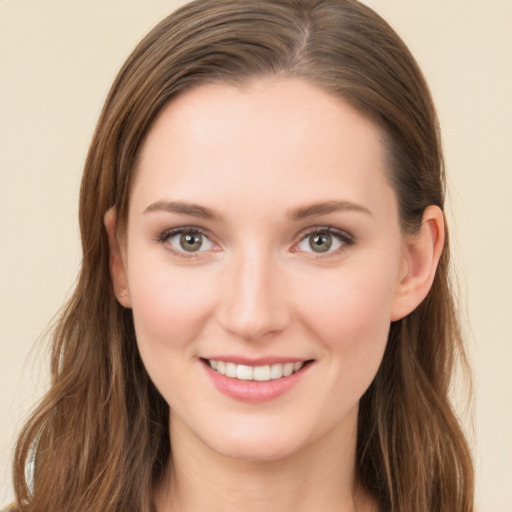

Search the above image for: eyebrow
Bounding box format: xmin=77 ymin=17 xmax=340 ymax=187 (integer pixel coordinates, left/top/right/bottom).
xmin=287 ymin=200 xmax=372 ymax=221
xmin=143 ymin=199 xmax=371 ymax=221
xmin=144 ymin=201 xmax=218 ymax=220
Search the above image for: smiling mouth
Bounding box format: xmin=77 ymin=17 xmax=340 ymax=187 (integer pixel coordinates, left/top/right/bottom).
xmin=203 ymin=359 xmax=312 ymax=382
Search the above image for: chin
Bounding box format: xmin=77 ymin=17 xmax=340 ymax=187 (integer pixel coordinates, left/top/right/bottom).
xmin=207 ymin=433 xmax=304 ymax=463
xmin=199 ymin=411 xmax=336 ymax=464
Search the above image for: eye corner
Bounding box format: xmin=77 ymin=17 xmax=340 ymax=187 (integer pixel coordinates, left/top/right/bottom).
xmin=156 ymin=226 xmax=219 ymax=259
xmin=292 ymin=226 xmax=355 ymax=258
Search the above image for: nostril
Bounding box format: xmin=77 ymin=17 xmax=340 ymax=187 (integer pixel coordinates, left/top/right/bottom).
xmin=215 ymin=257 xmax=291 ymax=341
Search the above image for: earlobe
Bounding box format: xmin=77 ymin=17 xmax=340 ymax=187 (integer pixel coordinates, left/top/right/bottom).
xmin=391 ymin=205 xmax=445 ymax=321
xmin=104 ymin=208 xmax=132 ymax=308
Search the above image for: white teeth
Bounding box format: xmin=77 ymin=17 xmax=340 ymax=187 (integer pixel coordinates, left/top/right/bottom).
xmin=253 ymin=365 xmax=270 ymax=381
xmin=270 ymin=363 xmax=283 ymax=380
xmin=208 ymin=360 xmax=305 ymax=381
xmin=225 ymin=362 xmax=237 ymax=378
xmin=236 ymin=364 xmax=253 ymax=380
xmin=283 ymin=362 xmax=294 ymax=377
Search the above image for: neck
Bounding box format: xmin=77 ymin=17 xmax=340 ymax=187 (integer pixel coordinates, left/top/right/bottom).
xmin=154 ymin=410 xmax=376 ymax=512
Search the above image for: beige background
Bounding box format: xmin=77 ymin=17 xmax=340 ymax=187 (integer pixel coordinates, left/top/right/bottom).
xmin=1 ymin=1 xmax=511 ymax=510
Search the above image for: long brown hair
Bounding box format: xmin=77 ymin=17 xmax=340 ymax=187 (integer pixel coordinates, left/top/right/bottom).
xmin=11 ymin=1 xmax=473 ymax=510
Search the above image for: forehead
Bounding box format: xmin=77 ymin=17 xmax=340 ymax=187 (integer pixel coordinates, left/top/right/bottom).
xmin=131 ymin=78 xmax=396 ymax=221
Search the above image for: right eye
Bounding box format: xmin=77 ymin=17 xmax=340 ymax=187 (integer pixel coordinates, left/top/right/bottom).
xmin=159 ymin=228 xmax=215 ymax=255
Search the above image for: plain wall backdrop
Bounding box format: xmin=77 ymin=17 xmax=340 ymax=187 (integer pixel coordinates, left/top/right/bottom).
xmin=1 ymin=1 xmax=511 ymax=510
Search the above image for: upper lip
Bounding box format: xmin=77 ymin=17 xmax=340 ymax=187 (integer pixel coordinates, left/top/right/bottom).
xmin=200 ymin=356 xmax=312 ymax=366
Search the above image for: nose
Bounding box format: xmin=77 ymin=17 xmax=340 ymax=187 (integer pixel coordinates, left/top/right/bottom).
xmin=216 ymin=247 xmax=290 ymax=342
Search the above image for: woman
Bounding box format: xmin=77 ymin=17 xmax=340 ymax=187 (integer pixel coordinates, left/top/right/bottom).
xmin=8 ymin=0 xmax=474 ymax=511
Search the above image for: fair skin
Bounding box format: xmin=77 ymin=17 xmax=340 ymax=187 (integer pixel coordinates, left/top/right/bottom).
xmin=105 ymin=78 xmax=444 ymax=512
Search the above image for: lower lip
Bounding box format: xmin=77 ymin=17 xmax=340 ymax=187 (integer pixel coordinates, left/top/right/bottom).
xmin=202 ymin=361 xmax=312 ymax=404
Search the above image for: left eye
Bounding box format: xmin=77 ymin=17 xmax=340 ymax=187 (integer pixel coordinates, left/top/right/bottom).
xmin=164 ymin=230 xmax=214 ymax=253
xmin=296 ymin=230 xmax=346 ymax=254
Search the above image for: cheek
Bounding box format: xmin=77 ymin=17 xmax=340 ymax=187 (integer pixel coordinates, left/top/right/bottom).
xmin=301 ymin=263 xmax=396 ymax=332
xmin=126 ymin=259 xmax=221 ymax=407
xmin=127 ymin=258 xmax=217 ymax=353
xmin=297 ymin=263 xmax=397 ymax=387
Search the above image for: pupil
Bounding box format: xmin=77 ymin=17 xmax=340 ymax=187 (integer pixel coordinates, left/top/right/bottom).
xmin=180 ymin=233 xmax=202 ymax=252
xmin=310 ymin=233 xmax=332 ymax=253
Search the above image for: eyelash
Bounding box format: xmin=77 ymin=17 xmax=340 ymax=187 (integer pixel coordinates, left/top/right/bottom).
xmin=156 ymin=227 xmax=215 ymax=259
xmin=156 ymin=225 xmax=355 ymax=259
xmin=294 ymin=226 xmax=355 ymax=258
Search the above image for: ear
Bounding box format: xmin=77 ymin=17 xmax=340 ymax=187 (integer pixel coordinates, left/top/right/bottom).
xmin=391 ymin=205 xmax=445 ymax=321
xmin=104 ymin=207 xmax=132 ymax=308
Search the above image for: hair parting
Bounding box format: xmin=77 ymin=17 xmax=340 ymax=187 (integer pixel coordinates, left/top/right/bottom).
xmin=11 ymin=1 xmax=473 ymax=511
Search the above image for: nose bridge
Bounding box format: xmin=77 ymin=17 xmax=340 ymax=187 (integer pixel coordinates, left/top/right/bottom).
xmin=217 ymin=242 xmax=289 ymax=341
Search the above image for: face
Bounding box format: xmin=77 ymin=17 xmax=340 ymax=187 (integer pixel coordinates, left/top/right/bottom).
xmin=117 ymin=78 xmax=410 ymax=461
